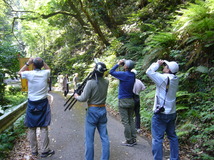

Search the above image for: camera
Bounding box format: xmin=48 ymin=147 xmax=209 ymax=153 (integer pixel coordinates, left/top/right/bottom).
xmin=154 ymin=105 xmax=165 ymax=114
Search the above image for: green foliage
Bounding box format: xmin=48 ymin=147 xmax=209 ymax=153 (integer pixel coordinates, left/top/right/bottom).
xmin=0 ymin=1 xmax=21 ymax=105
xmin=1 ymin=0 xmax=214 ymax=158
xmin=148 ymin=32 xmax=177 ymax=49
xmin=0 ymin=43 xmax=20 ymax=105
xmin=106 ymin=79 xmax=119 ymax=111
xmin=0 ymin=87 xmax=27 ymax=115
xmin=7 ymin=86 xmax=22 ymax=95
xmin=4 ymin=92 xmax=27 ymax=107
xmin=140 ymin=108 xmax=152 ymax=129
xmin=0 ymin=115 xmax=26 ymax=159
xmin=177 ymin=122 xmax=196 ymax=138
xmin=173 ymin=0 xmax=214 ymax=48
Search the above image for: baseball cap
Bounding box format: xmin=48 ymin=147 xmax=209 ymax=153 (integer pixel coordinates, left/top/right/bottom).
xmin=125 ymin=60 xmax=135 ymax=70
xmin=164 ymin=60 xmax=179 ymax=74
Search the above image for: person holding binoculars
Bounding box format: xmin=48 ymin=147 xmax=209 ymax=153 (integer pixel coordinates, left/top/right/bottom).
xmin=18 ymin=57 xmax=55 ymax=158
xmin=146 ymin=59 xmax=180 ymax=160
xmin=109 ymin=59 xmax=137 ymax=147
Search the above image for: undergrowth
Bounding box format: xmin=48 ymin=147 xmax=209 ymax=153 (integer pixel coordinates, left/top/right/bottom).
xmin=0 ymin=115 xmax=27 ymax=159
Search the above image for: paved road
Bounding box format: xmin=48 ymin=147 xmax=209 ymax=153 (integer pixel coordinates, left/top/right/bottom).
xmin=45 ymin=91 xmax=154 ymax=160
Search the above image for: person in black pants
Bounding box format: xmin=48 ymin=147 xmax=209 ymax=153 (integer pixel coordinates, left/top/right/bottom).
xmin=131 ymin=69 xmax=146 ymax=133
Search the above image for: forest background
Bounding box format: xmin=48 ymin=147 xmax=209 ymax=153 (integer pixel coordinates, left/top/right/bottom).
xmin=0 ymin=0 xmax=213 ymax=159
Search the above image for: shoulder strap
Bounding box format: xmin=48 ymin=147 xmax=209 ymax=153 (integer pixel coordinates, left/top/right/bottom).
xmin=162 ymin=77 xmax=170 ymax=106
xmin=166 ymin=76 xmax=170 ymax=93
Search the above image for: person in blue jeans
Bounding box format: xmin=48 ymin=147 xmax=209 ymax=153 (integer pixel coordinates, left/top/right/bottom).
xmin=74 ymin=62 xmax=110 ymax=160
xmin=146 ymin=60 xmax=180 ymax=160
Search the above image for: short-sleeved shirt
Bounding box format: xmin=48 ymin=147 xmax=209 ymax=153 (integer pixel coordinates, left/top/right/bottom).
xmin=21 ymin=70 xmax=50 ymax=101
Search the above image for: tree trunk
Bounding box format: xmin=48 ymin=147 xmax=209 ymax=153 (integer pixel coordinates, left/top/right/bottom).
xmin=93 ymin=1 xmax=125 ymax=38
xmin=67 ymin=0 xmax=91 ymax=35
xmin=78 ymin=0 xmax=110 ymax=46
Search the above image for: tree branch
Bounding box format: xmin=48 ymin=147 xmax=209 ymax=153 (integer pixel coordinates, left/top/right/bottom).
xmin=11 ymin=11 xmax=77 ymax=32
xmin=12 ymin=10 xmax=35 ymax=13
xmin=40 ymin=11 xmax=76 ymax=19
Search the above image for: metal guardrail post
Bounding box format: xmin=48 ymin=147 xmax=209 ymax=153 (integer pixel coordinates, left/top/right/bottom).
xmin=0 ymin=101 xmax=27 ymax=134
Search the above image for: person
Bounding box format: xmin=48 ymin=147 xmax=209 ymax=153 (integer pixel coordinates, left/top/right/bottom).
xmin=109 ymin=59 xmax=137 ymax=147
xmin=57 ymin=74 xmax=64 ymax=91
xmin=73 ymin=73 xmax=79 ymax=90
xmin=18 ymin=57 xmax=55 ymax=158
xmin=48 ymin=76 xmax=52 ymax=91
xmin=74 ymin=62 xmax=110 ymax=160
xmin=62 ymin=74 xmax=69 ymax=98
xmin=146 ymin=60 xmax=179 ymax=160
xmin=131 ymin=69 xmax=146 ymax=133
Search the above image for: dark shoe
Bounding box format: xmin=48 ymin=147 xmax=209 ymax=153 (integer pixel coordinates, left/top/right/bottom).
xmin=32 ymin=152 xmax=38 ymax=156
xmin=121 ymin=140 xmax=134 ymax=147
xmin=132 ymin=139 xmax=137 ymax=145
xmin=41 ymin=150 xmax=55 ymax=158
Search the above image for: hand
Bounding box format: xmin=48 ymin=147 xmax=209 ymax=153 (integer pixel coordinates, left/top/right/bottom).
xmin=118 ymin=59 xmax=125 ymax=65
xmin=74 ymin=93 xmax=79 ymax=98
xmin=157 ymin=60 xmax=164 ymax=66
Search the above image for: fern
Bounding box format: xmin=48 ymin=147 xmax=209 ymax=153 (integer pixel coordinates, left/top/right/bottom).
xmin=177 ymin=122 xmax=196 ymax=138
xmin=173 ymin=0 xmax=214 ymax=45
xmin=148 ymin=32 xmax=177 ymax=48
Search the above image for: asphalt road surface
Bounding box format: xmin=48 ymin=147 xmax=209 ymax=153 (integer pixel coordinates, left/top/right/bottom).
xmin=44 ymin=91 xmax=154 ymax=160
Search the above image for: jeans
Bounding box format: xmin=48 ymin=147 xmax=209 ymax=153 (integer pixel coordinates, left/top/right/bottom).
xmin=85 ymin=107 xmax=110 ymax=160
xmin=152 ymin=113 xmax=179 ymax=160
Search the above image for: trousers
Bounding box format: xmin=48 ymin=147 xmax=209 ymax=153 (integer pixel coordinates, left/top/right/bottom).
xmin=85 ymin=107 xmax=110 ymax=160
xmin=28 ymin=127 xmax=50 ymax=153
xmin=118 ymin=98 xmax=136 ymax=142
xmin=133 ymin=94 xmax=141 ymax=129
xmin=152 ymin=113 xmax=179 ymax=160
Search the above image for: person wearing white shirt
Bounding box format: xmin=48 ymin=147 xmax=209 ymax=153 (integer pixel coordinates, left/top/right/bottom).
xmin=18 ymin=57 xmax=55 ymax=158
xmin=146 ymin=60 xmax=179 ymax=160
xmin=131 ymin=69 xmax=146 ymax=133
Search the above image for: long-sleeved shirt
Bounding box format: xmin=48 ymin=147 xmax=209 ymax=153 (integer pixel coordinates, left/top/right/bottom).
xmin=146 ymin=62 xmax=179 ymax=114
xmin=133 ymin=79 xmax=146 ymax=95
xmin=76 ymin=77 xmax=109 ymax=105
xmin=109 ymin=64 xmax=135 ymax=99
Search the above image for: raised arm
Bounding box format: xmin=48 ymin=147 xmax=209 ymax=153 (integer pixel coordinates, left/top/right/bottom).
xmin=18 ymin=58 xmax=34 ymax=75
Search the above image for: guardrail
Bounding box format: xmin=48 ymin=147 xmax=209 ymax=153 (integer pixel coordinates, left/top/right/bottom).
xmin=0 ymin=101 xmax=27 ymax=134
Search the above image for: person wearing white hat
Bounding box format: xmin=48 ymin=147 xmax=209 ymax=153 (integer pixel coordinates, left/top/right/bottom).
xmin=146 ymin=60 xmax=179 ymax=160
